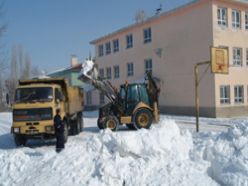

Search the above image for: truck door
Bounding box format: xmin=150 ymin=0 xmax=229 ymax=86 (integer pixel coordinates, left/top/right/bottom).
xmin=55 ymin=88 xmax=65 ymax=114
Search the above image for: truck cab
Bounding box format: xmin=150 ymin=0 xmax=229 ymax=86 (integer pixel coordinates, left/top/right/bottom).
xmin=11 ymin=78 xmax=84 ymax=146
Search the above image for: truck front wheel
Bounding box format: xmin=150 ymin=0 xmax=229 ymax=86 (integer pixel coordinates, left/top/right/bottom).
xmin=14 ymin=134 xmax=27 ymax=146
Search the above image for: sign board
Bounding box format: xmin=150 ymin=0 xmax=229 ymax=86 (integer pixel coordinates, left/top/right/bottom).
xmin=211 ymin=47 xmax=229 ymax=74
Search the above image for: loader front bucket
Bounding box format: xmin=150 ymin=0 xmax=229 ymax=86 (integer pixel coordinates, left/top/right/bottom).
xmin=78 ymin=60 xmax=99 ymax=84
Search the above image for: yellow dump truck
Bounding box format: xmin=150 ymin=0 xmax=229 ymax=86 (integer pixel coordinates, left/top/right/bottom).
xmin=11 ymin=78 xmax=84 ymax=146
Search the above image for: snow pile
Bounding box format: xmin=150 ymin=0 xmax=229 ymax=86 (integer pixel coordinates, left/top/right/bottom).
xmin=0 ymin=119 xmax=217 ymax=186
xmin=1 ymin=111 xmax=248 ymax=186
xmin=193 ymin=121 xmax=248 ymax=186
xmin=87 ymin=119 xmax=217 ymax=186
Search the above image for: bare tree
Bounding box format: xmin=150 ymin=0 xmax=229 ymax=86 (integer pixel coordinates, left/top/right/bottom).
xmin=22 ymin=52 xmax=31 ymax=79
xmin=0 ymin=2 xmax=7 ymax=111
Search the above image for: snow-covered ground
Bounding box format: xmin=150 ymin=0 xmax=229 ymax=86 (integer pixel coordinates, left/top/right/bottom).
xmin=0 ymin=111 xmax=248 ymax=186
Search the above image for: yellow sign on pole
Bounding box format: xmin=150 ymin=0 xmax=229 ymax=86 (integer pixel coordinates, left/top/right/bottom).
xmin=211 ymin=47 xmax=229 ymax=74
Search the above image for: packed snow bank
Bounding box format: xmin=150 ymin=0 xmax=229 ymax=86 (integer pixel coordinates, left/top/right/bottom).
xmin=0 ymin=119 xmax=217 ymax=186
xmin=193 ymin=121 xmax=248 ymax=186
xmin=1 ymin=111 xmax=248 ymax=186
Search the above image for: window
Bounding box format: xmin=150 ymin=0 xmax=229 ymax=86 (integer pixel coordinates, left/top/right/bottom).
xmin=126 ymin=34 xmax=133 ymax=49
xmin=105 ymin=42 xmax=111 ymax=55
xmin=113 ymin=39 xmax=119 ymax=52
xmin=220 ymin=85 xmax=230 ymax=104
xmin=246 ymin=49 xmax=248 ymax=66
xmin=106 ymin=67 xmax=111 ymax=79
xmin=86 ymin=92 xmax=92 ymax=105
xmin=127 ymin=63 xmax=134 ymax=77
xmin=98 ymin=45 xmax=104 ymax=57
xmin=114 ymin=65 xmax=120 ymax=79
xmin=99 ymin=68 xmax=104 ymax=79
xmin=144 ymin=58 xmax=153 ymax=74
xmin=217 ymin=7 xmax=227 ymax=27
xmin=233 ymin=48 xmax=242 ymax=66
xmin=245 ymin=12 xmax=248 ymax=30
xmin=234 ymin=85 xmax=244 ymax=103
xmin=99 ymin=93 xmax=105 ymax=105
xmin=232 ymin=10 xmax=241 ymax=29
xmin=144 ymin=27 xmax=152 ymax=43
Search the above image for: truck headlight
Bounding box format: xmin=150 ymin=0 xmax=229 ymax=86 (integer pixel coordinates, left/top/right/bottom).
xmin=13 ymin=127 xmax=20 ymax=133
xmin=45 ymin=126 xmax=53 ymax=132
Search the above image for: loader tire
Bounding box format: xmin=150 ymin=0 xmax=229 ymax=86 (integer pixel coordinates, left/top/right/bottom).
xmin=103 ymin=116 xmax=119 ymax=131
xmin=14 ymin=134 xmax=27 ymax=147
xmin=133 ymin=109 xmax=153 ymax=129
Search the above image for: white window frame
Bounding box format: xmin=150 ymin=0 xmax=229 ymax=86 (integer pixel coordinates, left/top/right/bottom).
xmin=98 ymin=45 xmax=104 ymax=57
xmin=245 ymin=12 xmax=248 ymax=30
xmin=217 ymin=7 xmax=228 ymax=27
xmin=86 ymin=92 xmax=92 ymax=105
xmin=232 ymin=9 xmax=241 ymax=29
xmin=234 ymin=85 xmax=244 ymax=104
xmin=114 ymin=65 xmax=120 ymax=79
xmin=106 ymin=67 xmax=111 ymax=79
xmin=220 ymin=85 xmax=230 ymax=104
xmin=126 ymin=34 xmax=133 ymax=49
xmin=144 ymin=58 xmax=153 ymax=74
xmin=113 ymin=39 xmax=119 ymax=53
xmin=144 ymin=27 xmax=152 ymax=43
xmin=105 ymin=42 xmax=111 ymax=55
xmin=127 ymin=63 xmax=134 ymax=77
xmin=233 ymin=47 xmax=242 ymax=66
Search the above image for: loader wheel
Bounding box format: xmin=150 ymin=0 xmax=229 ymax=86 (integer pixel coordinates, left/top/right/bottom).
xmin=14 ymin=134 xmax=27 ymax=147
xmin=63 ymin=121 xmax=68 ymax=143
xmin=133 ymin=109 xmax=152 ymax=129
xmin=97 ymin=118 xmax=104 ymax=130
xmin=103 ymin=116 xmax=119 ymax=131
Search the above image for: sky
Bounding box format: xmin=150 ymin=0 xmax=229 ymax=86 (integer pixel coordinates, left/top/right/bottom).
xmin=4 ymin=0 xmax=192 ymax=73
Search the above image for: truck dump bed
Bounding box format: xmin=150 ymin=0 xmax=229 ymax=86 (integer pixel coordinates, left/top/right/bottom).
xmin=67 ymin=86 xmax=84 ymax=115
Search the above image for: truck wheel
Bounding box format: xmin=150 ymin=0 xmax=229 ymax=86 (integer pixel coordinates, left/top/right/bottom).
xmin=103 ymin=116 xmax=119 ymax=131
xmin=133 ymin=109 xmax=153 ymax=129
xmin=70 ymin=119 xmax=79 ymax=136
xmin=63 ymin=121 xmax=68 ymax=143
xmin=78 ymin=113 xmax=84 ymax=132
xmin=75 ymin=116 xmax=81 ymax=135
xmin=14 ymin=134 xmax=27 ymax=146
xmin=126 ymin=123 xmax=136 ymax=130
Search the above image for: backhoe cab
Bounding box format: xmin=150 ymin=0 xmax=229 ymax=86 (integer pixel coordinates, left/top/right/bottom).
xmin=79 ymin=60 xmax=160 ymax=131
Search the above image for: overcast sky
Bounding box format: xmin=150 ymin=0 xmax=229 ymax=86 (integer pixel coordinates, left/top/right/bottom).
xmin=4 ymin=0 xmax=192 ymax=72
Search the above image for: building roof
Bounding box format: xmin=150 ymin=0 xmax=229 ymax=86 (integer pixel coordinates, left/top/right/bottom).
xmin=90 ymin=0 xmax=248 ymax=45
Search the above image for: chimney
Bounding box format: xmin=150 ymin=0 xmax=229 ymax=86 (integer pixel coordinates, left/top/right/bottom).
xmin=71 ymin=55 xmax=78 ymax=67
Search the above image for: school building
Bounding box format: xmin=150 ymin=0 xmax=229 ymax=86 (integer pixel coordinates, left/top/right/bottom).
xmin=86 ymin=0 xmax=248 ymax=117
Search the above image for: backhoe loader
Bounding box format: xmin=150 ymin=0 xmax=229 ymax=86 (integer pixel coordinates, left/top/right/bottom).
xmin=78 ymin=60 xmax=160 ymax=130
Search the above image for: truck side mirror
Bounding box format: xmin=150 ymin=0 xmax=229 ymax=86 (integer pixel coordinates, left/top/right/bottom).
xmin=56 ymin=99 xmax=60 ymax=104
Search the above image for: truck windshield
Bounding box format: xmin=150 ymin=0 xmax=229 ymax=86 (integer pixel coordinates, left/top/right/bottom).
xmin=15 ymin=87 xmax=53 ymax=103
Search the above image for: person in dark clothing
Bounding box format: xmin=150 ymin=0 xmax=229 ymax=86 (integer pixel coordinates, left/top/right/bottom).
xmin=54 ymin=108 xmax=65 ymax=153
